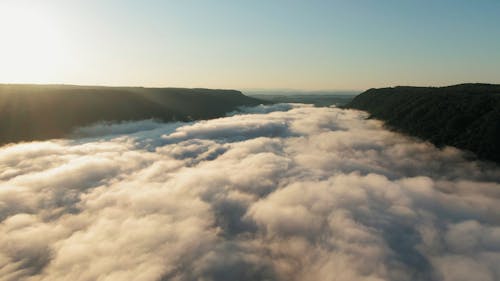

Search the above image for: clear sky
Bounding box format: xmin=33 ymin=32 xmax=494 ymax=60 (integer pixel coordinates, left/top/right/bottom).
xmin=0 ymin=0 xmax=499 ymax=90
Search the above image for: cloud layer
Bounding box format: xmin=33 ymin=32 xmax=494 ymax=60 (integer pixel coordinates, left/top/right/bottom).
xmin=1 ymin=104 xmax=499 ymax=281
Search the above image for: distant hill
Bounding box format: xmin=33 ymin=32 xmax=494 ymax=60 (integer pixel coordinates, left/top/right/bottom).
xmin=246 ymin=90 xmax=358 ymax=107
xmin=347 ymin=83 xmax=500 ymax=164
xmin=0 ymin=84 xmax=263 ymax=145
xmin=247 ymin=93 xmax=357 ymax=107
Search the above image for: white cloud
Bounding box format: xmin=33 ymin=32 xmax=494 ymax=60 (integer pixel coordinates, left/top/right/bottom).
xmin=0 ymin=104 xmax=499 ymax=281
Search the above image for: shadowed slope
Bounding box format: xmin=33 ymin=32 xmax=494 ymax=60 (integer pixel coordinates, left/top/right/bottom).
xmin=0 ymin=84 xmax=263 ymax=145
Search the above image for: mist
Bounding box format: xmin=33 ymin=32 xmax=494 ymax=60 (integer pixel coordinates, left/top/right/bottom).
xmin=1 ymin=104 xmax=499 ymax=281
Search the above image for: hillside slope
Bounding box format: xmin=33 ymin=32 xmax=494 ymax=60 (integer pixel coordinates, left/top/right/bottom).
xmin=0 ymin=84 xmax=263 ymax=145
xmin=348 ymin=84 xmax=500 ymax=164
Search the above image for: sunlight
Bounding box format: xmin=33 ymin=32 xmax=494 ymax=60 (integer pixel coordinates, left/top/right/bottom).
xmin=0 ymin=2 xmax=68 ymax=83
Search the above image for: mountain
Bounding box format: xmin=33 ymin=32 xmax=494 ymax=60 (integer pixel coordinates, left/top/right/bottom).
xmin=0 ymin=84 xmax=264 ymax=145
xmin=347 ymin=83 xmax=500 ymax=164
xmin=247 ymin=92 xmax=357 ymax=107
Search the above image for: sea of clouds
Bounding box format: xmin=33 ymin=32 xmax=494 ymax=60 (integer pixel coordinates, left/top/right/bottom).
xmin=1 ymin=104 xmax=499 ymax=281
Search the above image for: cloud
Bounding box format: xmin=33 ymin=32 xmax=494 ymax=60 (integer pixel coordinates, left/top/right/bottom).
xmin=0 ymin=104 xmax=499 ymax=281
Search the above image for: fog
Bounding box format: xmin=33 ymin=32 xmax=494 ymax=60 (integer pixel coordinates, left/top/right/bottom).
xmin=1 ymin=104 xmax=499 ymax=281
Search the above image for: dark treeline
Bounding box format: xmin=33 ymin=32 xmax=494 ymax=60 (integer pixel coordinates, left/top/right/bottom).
xmin=0 ymin=84 xmax=263 ymax=145
xmin=348 ymin=83 xmax=500 ymax=164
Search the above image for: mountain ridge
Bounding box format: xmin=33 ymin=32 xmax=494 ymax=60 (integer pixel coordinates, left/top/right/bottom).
xmin=347 ymin=83 xmax=500 ymax=164
xmin=0 ymin=84 xmax=264 ymax=145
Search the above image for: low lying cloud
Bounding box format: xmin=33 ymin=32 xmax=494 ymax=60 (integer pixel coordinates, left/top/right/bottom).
xmin=0 ymin=104 xmax=499 ymax=281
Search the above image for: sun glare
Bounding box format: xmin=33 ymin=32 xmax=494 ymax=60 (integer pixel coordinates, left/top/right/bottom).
xmin=0 ymin=2 xmax=68 ymax=83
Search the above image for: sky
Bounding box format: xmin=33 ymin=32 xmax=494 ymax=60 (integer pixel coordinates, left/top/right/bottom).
xmin=0 ymin=0 xmax=499 ymax=90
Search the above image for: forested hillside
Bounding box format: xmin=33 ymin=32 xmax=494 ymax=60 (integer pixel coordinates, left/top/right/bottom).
xmin=0 ymin=84 xmax=263 ymax=145
xmin=348 ymin=84 xmax=500 ymax=164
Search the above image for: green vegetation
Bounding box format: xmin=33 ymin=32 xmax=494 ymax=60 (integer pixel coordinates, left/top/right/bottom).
xmin=348 ymin=84 xmax=500 ymax=164
xmin=0 ymin=84 xmax=263 ymax=145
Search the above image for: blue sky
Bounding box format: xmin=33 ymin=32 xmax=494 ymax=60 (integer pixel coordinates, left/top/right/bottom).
xmin=0 ymin=0 xmax=499 ymax=90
